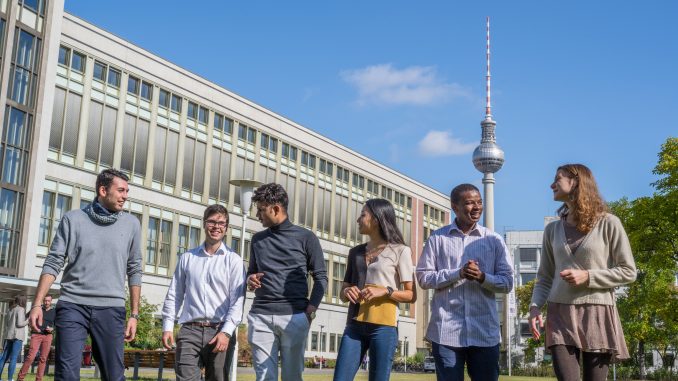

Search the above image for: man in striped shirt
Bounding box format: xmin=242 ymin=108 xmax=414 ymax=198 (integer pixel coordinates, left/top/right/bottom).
xmin=416 ymin=183 xmax=513 ymax=381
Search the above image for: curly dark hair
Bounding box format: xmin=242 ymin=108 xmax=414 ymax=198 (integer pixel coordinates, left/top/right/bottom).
xmin=251 ymin=183 xmax=289 ymax=210
xmin=96 ymin=168 xmax=129 ymax=192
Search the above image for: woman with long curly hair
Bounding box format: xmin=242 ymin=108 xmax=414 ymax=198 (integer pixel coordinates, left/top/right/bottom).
xmin=529 ymin=164 xmax=637 ymax=381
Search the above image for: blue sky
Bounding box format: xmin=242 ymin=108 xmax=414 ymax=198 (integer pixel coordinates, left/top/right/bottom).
xmin=64 ymin=1 xmax=677 ymax=232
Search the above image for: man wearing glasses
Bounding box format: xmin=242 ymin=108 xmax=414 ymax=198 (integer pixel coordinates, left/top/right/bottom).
xmin=162 ymin=205 xmax=246 ymax=381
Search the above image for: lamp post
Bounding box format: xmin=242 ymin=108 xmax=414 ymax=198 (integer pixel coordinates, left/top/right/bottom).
xmin=404 ymin=336 xmax=408 ymax=373
xmin=228 ymin=178 xmax=262 ymax=381
xmin=319 ymin=324 xmax=325 ymax=370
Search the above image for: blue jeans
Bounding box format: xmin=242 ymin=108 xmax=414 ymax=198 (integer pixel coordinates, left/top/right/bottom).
xmin=0 ymin=338 xmax=24 ymax=380
xmin=431 ymin=342 xmax=499 ymax=381
xmin=333 ymin=322 xmax=397 ymax=381
xmin=55 ymin=300 xmax=126 ymax=381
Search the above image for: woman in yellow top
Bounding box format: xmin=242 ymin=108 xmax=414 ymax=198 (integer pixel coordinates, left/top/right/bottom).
xmin=529 ymin=164 xmax=636 ymax=381
xmin=333 ymin=198 xmax=416 ymax=381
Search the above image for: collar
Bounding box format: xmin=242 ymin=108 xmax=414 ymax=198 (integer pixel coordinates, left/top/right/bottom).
xmin=200 ymin=241 xmax=227 ymax=257
xmin=448 ymin=219 xmax=483 ymax=237
xmin=270 ymin=218 xmax=293 ymax=232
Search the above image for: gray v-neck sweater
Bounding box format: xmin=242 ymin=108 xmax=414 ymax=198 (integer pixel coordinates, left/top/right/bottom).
xmin=41 ymin=209 xmax=142 ymax=307
xmin=531 ymin=213 xmax=636 ymax=308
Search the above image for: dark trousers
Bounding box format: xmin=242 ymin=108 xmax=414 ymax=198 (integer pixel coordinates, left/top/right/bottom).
xmin=551 ymin=345 xmax=611 ymax=381
xmin=224 ymin=329 xmax=236 ymax=381
xmin=176 ymin=325 xmax=230 ymax=381
xmin=431 ymin=342 xmax=500 ymax=381
xmin=55 ymin=300 xmax=126 ymax=381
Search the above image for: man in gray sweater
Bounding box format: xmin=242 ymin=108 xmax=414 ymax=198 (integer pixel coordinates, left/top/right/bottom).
xmin=29 ymin=169 xmax=142 ymax=381
xmin=246 ymin=183 xmax=327 ymax=381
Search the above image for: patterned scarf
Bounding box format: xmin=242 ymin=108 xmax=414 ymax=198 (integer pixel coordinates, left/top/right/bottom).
xmin=83 ymin=197 xmax=122 ymax=225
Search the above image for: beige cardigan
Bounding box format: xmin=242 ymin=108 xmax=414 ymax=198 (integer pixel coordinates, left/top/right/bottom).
xmin=3 ymin=306 xmax=28 ymax=342
xmin=531 ymin=213 xmax=637 ymax=308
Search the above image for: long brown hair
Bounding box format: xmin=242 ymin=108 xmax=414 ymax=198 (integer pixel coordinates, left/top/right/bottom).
xmin=556 ymin=164 xmax=608 ymax=233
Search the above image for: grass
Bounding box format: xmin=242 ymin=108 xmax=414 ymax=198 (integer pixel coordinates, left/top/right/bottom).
xmin=8 ymin=367 xmax=558 ymax=381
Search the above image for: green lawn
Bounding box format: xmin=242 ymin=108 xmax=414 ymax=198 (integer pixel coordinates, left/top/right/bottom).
xmin=9 ymin=368 xmax=557 ymax=381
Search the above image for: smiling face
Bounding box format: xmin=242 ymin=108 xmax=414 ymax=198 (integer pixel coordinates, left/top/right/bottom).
xmin=204 ymin=212 xmax=228 ymax=244
xmin=357 ymin=205 xmax=380 ymax=236
xmin=452 ymin=190 xmax=483 ymax=227
xmin=98 ymin=176 xmax=129 ymax=212
xmin=551 ymin=170 xmax=577 ymax=202
xmin=43 ymin=295 xmax=52 ymax=309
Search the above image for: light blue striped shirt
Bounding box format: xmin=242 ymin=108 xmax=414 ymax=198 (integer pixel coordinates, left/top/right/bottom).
xmin=416 ymin=220 xmax=513 ymax=347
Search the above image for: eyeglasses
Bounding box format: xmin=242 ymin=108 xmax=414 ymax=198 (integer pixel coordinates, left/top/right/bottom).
xmin=205 ymin=220 xmax=228 ymax=228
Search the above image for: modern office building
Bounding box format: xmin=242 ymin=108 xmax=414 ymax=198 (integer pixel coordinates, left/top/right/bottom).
xmin=0 ymin=0 xmax=451 ymax=358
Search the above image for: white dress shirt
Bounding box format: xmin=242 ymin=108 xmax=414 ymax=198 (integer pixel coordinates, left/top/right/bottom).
xmin=162 ymin=242 xmax=246 ymax=334
xmin=416 ymin=220 xmax=513 ymax=347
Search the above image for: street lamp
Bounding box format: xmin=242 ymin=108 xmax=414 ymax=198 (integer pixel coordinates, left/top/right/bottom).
xmin=228 ymin=178 xmax=263 ymax=381
xmin=319 ymin=324 xmax=325 ymax=370
xmin=404 ymin=336 xmax=408 ymax=373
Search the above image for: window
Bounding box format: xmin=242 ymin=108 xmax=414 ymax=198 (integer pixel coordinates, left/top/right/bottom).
xmin=140 ymin=81 xmax=152 ymax=101
xmin=120 ymin=114 xmax=149 ymax=179
xmin=319 ymin=159 xmax=333 ymax=177
xmin=57 ymin=46 xmax=69 ymax=66
xmin=350 ymin=199 xmax=364 ymax=243
xmin=107 ymin=67 xmax=121 ymax=88
xmin=182 ymin=135 xmax=206 ymax=197
xmin=316 ymin=186 xmax=331 ymax=235
xmin=209 ymin=146 xmax=232 ymax=203
xmin=170 ymin=94 xmax=182 ymax=113
xmin=281 ymin=143 xmax=297 ymax=162
xmin=233 ymin=156 xmax=254 ymax=207
xmin=93 ymin=61 xmax=106 ymax=82
xmin=301 ymin=151 xmax=316 ymax=169
xmin=20 ymin=0 xmax=45 ymax=14
xmin=521 ymin=273 xmax=536 ymax=285
xmin=329 ymin=333 xmax=337 ymax=352
xmin=70 ymin=51 xmax=85 ymax=73
xmin=352 ymin=173 xmax=364 ymax=190
xmin=0 ymin=189 xmax=24 ymax=272
xmin=177 ymin=223 xmax=201 ymax=255
xmin=127 ymin=76 xmax=139 ymax=95
xmin=298 ymin=178 xmax=314 ymax=228
xmin=213 ymin=113 xmax=233 ymax=136
xmin=2 ymin=107 xmax=32 ymax=186
xmin=238 ymin=124 xmax=256 ymax=145
xmin=146 ymin=216 xmax=172 ymax=275
xmin=10 ymin=30 xmax=41 ymax=107
xmin=187 ymin=102 xmax=198 ymax=120
xmin=84 ymin=101 xmax=117 ymax=169
xmin=310 ymin=332 xmax=318 ymax=351
xmin=519 ymin=248 xmax=539 ymax=269
xmin=159 ymin=89 xmax=170 ymax=108
xmin=260 ymin=133 xmax=278 ymax=154
xmin=38 ymin=191 xmax=71 ymax=247
xmin=198 ymin=106 xmax=208 ymax=125
xmin=332 ymin=260 xmax=346 ymax=303
xmin=48 ymin=88 xmax=82 ymax=160
xmin=152 ymin=124 xmax=179 ymax=188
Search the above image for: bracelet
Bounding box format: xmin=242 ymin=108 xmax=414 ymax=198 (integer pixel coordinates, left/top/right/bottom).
xmin=31 ymin=304 xmax=43 ymax=310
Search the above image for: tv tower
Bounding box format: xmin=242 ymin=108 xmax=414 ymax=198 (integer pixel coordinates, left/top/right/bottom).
xmin=472 ymin=16 xmax=504 ymax=231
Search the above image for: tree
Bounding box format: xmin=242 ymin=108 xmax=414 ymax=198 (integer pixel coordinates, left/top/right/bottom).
xmin=515 ymin=280 xmax=545 ymax=363
xmin=125 ymin=294 xmax=163 ymax=350
xmin=611 ymin=137 xmax=678 ymax=378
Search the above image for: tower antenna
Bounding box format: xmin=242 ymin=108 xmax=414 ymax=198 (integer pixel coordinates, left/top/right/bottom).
xmin=486 ymin=16 xmax=491 ymax=118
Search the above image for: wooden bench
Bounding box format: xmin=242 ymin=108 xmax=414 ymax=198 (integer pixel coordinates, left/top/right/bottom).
xmin=123 ymin=350 xmax=175 ymax=381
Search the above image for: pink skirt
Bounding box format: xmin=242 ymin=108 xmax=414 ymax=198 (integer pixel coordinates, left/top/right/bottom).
xmin=546 ymin=302 xmax=630 ymax=362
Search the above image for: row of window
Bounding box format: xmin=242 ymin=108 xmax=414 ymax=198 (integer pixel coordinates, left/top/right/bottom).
xmin=50 ymin=47 xmax=429 ymax=246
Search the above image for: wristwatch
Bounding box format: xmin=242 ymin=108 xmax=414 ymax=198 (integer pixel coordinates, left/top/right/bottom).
xmin=386 ymin=286 xmax=394 ymax=298
xmin=307 ymin=311 xmax=316 ymax=320
xmin=129 ymin=313 xmax=140 ymax=320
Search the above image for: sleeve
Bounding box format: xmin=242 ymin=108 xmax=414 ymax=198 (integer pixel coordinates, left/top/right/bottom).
xmin=246 ymin=237 xmax=258 ymax=276
xmin=343 ymin=250 xmax=355 ymax=284
xmin=531 ymin=224 xmax=556 ymax=308
xmin=127 ymin=219 xmax=143 ymax=287
xmin=398 ymin=246 xmax=414 ymax=283
xmin=41 ymin=215 xmax=71 ymax=278
xmin=15 ymin=307 xmax=29 ymax=328
xmin=221 ymin=256 xmax=246 ymax=335
xmin=306 ymin=234 xmax=328 ymax=308
xmin=415 ymin=235 xmax=462 ymax=290
xmin=587 ymin=216 xmax=637 ymax=289
xmin=480 ymin=235 xmax=513 ymax=294
xmin=162 ymin=255 xmax=186 ymax=332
